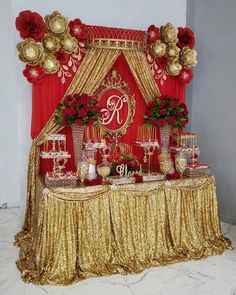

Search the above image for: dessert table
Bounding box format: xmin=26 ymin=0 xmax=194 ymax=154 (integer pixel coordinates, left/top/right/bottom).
xmin=15 ymin=176 xmax=231 ymax=285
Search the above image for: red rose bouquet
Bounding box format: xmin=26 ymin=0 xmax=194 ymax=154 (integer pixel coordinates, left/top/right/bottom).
xmin=144 ymin=96 xmax=189 ymax=128
xmin=55 ymin=93 xmax=101 ymax=126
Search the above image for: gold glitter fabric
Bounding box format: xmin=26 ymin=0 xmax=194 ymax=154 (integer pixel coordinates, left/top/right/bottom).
xmin=15 ymin=176 xmax=231 ymax=285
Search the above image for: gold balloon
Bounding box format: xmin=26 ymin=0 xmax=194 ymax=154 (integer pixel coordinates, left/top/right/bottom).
xmin=167 ymin=60 xmax=182 ymax=76
xmin=167 ymin=45 xmax=180 ymax=58
xmin=17 ymin=38 xmax=44 ymax=64
xmin=42 ymin=33 xmax=60 ymax=53
xmin=161 ymin=23 xmax=178 ymax=44
xmin=45 ymin=11 xmax=68 ymax=37
xmin=41 ymin=53 xmax=60 ymax=74
xmin=60 ymin=34 xmax=78 ymax=54
xmin=152 ymin=40 xmax=167 ymax=57
xmin=180 ymin=48 xmax=198 ymax=69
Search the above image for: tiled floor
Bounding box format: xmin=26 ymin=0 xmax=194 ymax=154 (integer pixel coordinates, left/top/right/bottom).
xmin=1 ymin=208 xmax=236 ymax=295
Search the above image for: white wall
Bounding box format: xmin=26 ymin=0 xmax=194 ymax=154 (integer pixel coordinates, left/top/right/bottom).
xmin=0 ymin=0 xmax=187 ymax=210
xmin=187 ymin=0 xmax=236 ymax=224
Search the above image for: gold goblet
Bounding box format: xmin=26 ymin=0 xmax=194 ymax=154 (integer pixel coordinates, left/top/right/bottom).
xmin=97 ymin=161 xmax=111 ymax=183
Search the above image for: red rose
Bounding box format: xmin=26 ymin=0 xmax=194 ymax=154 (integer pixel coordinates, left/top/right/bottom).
xmin=159 ymin=100 xmax=166 ymax=108
xmin=167 ymin=117 xmax=176 ymax=126
xmin=23 ymin=64 xmax=45 ymax=84
xmin=75 ymin=119 xmax=82 ymax=126
xmin=182 ymin=118 xmax=189 ymax=127
xmin=134 ymin=173 xmax=143 ymax=183
xmin=69 ymin=19 xmax=86 ymax=41
xmin=15 ymin=10 xmax=46 ymax=41
xmin=78 ymin=109 xmax=87 ymax=117
xmin=169 ymin=101 xmax=176 ymax=108
xmin=71 ymin=100 xmax=79 ymax=108
xmin=180 ymin=103 xmax=187 ymax=110
xmin=183 ymin=110 xmax=189 ymax=116
xmin=113 ymin=153 xmax=120 ymax=160
xmin=177 ymin=27 xmax=195 ymax=49
xmin=62 ymin=109 xmax=70 ymax=116
xmin=73 ymin=93 xmax=81 ymax=99
xmin=68 ymin=108 xmax=76 ymax=116
xmin=88 ymin=117 xmax=94 ymax=125
xmin=176 ymin=111 xmax=183 ymax=117
xmin=178 ymin=69 xmax=193 ymax=84
xmin=160 ymin=109 xmax=167 ymax=115
xmin=148 ymin=101 xmax=156 ymax=108
xmin=81 ymin=95 xmax=91 ymax=105
xmin=156 ymin=56 xmax=169 ymax=69
xmin=158 ymin=119 xmax=166 ymax=126
xmin=146 ymin=110 xmax=154 ymax=117
xmin=61 ymin=119 xmax=67 ymax=126
xmin=147 ymin=24 xmax=160 ymax=44
xmin=54 ymin=49 xmax=70 ymax=65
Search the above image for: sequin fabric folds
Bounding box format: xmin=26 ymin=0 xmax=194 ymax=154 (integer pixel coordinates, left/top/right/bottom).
xmin=15 ymin=176 xmax=231 ymax=285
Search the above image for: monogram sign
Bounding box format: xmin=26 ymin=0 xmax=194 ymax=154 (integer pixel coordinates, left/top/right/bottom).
xmin=94 ymin=70 xmax=135 ymax=137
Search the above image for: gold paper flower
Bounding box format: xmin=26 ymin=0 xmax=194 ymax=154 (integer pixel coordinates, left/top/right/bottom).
xmin=45 ymin=11 xmax=68 ymax=37
xmin=152 ymin=40 xmax=166 ymax=57
xmin=41 ymin=53 xmax=59 ymax=74
xmin=17 ymin=38 xmax=44 ymax=64
xmin=167 ymin=60 xmax=182 ymax=76
xmin=167 ymin=45 xmax=180 ymax=58
xmin=180 ymin=47 xmax=198 ymax=69
xmin=161 ymin=23 xmax=178 ymax=44
xmin=42 ymin=33 xmax=60 ymax=53
xmin=60 ymin=34 xmax=78 ymax=53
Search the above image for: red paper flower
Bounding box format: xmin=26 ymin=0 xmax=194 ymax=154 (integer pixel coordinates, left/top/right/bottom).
xmin=178 ymin=69 xmax=193 ymax=84
xmin=23 ymin=64 xmax=45 ymax=84
xmin=147 ymin=24 xmax=160 ymax=44
xmin=54 ymin=49 xmax=70 ymax=65
xmin=69 ymin=19 xmax=86 ymax=41
xmin=156 ymin=55 xmax=169 ymax=69
xmin=177 ymin=27 xmax=195 ymax=49
xmin=15 ymin=10 xmax=46 ymax=41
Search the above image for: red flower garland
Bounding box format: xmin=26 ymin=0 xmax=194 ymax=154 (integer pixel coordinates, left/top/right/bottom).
xmin=54 ymin=49 xmax=70 ymax=65
xmin=15 ymin=10 xmax=46 ymax=41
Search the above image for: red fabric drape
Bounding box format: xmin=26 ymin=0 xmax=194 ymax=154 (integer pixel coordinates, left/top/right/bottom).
xmin=32 ymin=52 xmax=185 ymax=173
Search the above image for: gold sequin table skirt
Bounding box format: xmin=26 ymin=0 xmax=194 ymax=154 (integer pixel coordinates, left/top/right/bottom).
xmin=15 ymin=176 xmax=231 ymax=285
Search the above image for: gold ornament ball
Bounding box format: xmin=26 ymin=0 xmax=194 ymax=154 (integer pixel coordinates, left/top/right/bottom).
xmin=152 ymin=41 xmax=167 ymax=57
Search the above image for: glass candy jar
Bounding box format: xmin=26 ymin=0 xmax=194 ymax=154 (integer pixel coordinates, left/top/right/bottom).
xmin=77 ymin=159 xmax=89 ymax=184
xmin=97 ymin=159 xmax=111 ymax=183
xmin=175 ymin=150 xmax=187 ymax=178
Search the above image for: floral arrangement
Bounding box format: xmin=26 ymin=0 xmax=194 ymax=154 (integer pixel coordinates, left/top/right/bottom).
xmin=144 ymin=96 xmax=189 ymax=128
xmin=55 ymin=93 xmax=100 ymax=126
xmin=107 ymin=154 xmax=140 ymax=176
xmin=146 ymin=23 xmax=197 ymax=85
xmin=84 ymin=177 xmax=102 ymax=186
xmin=15 ymin=10 xmax=86 ymax=84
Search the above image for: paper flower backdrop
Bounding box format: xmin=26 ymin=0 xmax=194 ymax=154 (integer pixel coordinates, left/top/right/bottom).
xmin=146 ymin=22 xmax=197 ymax=85
xmin=16 ymin=10 xmax=86 ymax=84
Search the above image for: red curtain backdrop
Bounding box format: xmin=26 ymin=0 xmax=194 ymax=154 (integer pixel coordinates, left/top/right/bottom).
xmin=32 ymin=52 xmax=185 ymax=173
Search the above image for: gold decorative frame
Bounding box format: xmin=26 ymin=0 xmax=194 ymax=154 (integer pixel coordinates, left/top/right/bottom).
xmin=94 ymin=70 xmax=136 ymax=139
